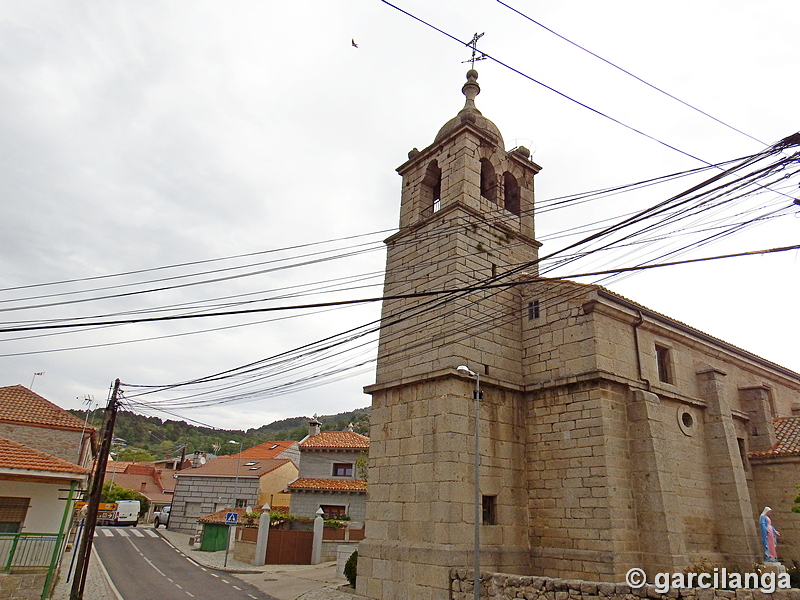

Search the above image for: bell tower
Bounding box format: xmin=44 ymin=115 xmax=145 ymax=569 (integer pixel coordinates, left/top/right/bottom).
xmin=359 ymin=71 xmax=542 ymax=599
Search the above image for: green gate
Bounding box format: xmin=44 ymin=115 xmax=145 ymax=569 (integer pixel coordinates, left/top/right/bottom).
xmin=200 ymin=523 xmax=229 ymax=552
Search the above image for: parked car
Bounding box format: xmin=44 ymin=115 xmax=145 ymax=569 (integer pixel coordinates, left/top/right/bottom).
xmin=153 ymin=505 xmax=170 ymax=528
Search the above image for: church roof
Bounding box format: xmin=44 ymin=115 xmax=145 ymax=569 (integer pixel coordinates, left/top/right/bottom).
xmin=434 ymin=70 xmax=503 ymax=146
xmin=748 ymin=417 xmax=800 ymax=459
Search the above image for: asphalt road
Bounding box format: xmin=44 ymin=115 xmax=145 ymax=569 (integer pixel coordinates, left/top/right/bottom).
xmin=93 ymin=527 xmax=279 ymax=600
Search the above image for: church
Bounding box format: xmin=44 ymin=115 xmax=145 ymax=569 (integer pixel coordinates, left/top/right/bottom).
xmin=356 ymin=70 xmax=800 ymax=599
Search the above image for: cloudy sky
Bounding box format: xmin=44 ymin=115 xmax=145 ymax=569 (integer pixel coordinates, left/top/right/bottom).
xmin=1 ymin=1 xmax=798 ymax=431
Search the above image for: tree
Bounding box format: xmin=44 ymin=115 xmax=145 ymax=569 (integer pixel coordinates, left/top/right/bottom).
xmin=102 ymin=482 xmax=149 ymax=515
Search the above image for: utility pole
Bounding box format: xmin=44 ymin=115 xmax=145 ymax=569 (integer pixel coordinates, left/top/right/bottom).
xmin=69 ymin=379 xmax=121 ymax=600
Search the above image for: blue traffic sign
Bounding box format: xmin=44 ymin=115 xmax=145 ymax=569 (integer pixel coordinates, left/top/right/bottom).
xmin=225 ymin=512 xmax=238 ymax=525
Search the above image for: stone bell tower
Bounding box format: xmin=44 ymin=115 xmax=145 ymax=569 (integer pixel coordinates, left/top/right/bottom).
xmin=358 ymin=71 xmax=542 ymax=599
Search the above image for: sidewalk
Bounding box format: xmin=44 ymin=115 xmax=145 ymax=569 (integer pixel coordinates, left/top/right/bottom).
xmin=156 ymin=526 xmax=367 ymax=600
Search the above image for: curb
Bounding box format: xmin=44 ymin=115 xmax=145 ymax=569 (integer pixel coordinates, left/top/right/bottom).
xmin=152 ymin=528 xmax=261 ymax=574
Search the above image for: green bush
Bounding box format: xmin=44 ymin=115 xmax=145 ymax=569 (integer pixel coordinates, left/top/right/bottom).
xmin=344 ymin=550 xmax=358 ymax=588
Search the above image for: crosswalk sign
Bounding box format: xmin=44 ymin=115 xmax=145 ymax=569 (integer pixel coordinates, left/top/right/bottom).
xmin=225 ymin=512 xmax=238 ymax=525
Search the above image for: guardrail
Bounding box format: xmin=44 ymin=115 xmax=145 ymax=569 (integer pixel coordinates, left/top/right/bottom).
xmin=0 ymin=533 xmax=61 ymax=571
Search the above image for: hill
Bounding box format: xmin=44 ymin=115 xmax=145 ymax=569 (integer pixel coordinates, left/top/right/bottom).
xmin=68 ymin=407 xmax=370 ymax=462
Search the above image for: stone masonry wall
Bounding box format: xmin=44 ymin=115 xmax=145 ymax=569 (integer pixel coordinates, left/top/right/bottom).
xmin=289 ymin=490 xmax=366 ymax=521
xmin=0 ymin=424 xmax=84 ymax=465
xmin=749 ymin=457 xmax=800 ymax=565
xmin=0 ymin=572 xmax=48 ymax=600
xmin=170 ymin=475 xmax=260 ymax=534
xmin=450 ymin=569 xmax=800 ymax=600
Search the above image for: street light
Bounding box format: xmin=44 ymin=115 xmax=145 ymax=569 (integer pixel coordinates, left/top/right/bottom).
xmin=457 ymin=365 xmax=482 ymax=600
xmin=224 ymin=439 xmax=243 ymax=568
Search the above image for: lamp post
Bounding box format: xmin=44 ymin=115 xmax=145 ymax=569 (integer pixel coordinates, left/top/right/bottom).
xmin=224 ymin=439 xmax=243 ymax=568
xmin=457 ymin=365 xmax=482 ymax=600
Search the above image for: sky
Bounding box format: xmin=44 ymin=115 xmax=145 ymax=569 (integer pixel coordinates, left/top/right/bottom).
xmin=1 ymin=1 xmax=798 ymax=431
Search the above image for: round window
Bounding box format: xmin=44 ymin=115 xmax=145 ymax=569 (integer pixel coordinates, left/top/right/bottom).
xmin=677 ymin=406 xmax=696 ymax=436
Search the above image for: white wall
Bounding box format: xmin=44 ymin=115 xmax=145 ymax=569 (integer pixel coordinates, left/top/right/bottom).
xmin=0 ymin=480 xmax=72 ymax=533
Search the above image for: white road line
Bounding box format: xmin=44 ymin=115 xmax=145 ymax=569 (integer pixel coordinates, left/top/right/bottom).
xmin=186 ymin=593 xmax=195 ymax=598
xmin=221 ymin=579 xmax=230 ymax=584
xmin=232 ymin=585 xmax=242 ymax=590
xmin=248 ymin=595 xmax=257 ymax=599
xmin=175 ymin=584 xmax=183 ymax=589
xmin=117 ymin=529 xmax=130 ymax=537
xmin=210 ymin=573 xmax=219 ymax=578
xmin=130 ymin=529 xmax=145 ymax=537
xmin=167 ymin=578 xmax=174 ymax=583
xmin=101 ymin=529 xmax=114 ymax=537
xmin=200 ymin=567 xmax=207 ymax=571
xmin=144 ymin=529 xmax=159 ymax=537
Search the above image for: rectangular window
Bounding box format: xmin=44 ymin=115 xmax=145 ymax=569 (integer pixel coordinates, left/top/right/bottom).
xmin=0 ymin=497 xmax=29 ymax=533
xmin=528 ymin=300 xmax=540 ymax=320
xmin=320 ymin=505 xmax=347 ymax=519
xmin=332 ymin=463 xmax=354 ymax=477
xmin=482 ymin=495 xmax=497 ymax=525
xmin=655 ymin=344 xmax=672 ymax=384
xmin=235 ymin=498 xmax=248 ymax=508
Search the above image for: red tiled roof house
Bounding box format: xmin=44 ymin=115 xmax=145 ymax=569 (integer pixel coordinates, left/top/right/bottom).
xmin=286 ymin=417 xmax=369 ymax=521
xmin=0 ymin=385 xmax=96 ymax=470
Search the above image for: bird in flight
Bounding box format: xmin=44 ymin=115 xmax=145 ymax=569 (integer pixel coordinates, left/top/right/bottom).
xmin=352 ymin=39 xmax=358 ymax=48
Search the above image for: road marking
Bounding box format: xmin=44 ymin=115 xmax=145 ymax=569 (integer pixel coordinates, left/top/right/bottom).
xmin=221 ymin=579 xmax=230 ymax=584
xmin=101 ymin=529 xmax=114 ymax=537
xmin=210 ymin=573 xmax=219 ymax=578
xmin=200 ymin=567 xmax=207 ymax=571
xmin=248 ymin=595 xmax=257 ymax=599
xmin=175 ymin=584 xmax=183 ymax=589
xmin=130 ymin=529 xmax=145 ymax=537
xmin=186 ymin=593 xmax=195 ymax=598
xmin=117 ymin=529 xmax=130 ymax=537
xmin=167 ymin=578 xmax=174 ymax=583
xmin=144 ymin=529 xmax=159 ymax=537
xmin=232 ymin=585 xmax=242 ymax=590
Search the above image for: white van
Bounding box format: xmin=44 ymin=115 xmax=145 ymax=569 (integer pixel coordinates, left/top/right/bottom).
xmin=114 ymin=500 xmax=140 ymax=526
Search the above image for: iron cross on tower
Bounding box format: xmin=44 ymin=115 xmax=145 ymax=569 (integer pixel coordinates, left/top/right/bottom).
xmin=463 ymin=32 xmax=487 ymax=68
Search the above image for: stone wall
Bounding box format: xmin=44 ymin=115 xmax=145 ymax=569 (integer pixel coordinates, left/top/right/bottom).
xmin=0 ymin=424 xmax=84 ymax=466
xmin=750 ymin=456 xmax=800 ymax=565
xmin=449 ymin=569 xmax=799 ymax=600
xmin=0 ymin=572 xmax=47 ymax=600
xmin=289 ymin=490 xmax=366 ymax=521
xmin=170 ymin=475 xmax=260 ymax=534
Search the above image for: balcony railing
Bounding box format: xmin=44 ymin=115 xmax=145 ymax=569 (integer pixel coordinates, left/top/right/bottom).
xmin=0 ymin=533 xmax=61 ymax=572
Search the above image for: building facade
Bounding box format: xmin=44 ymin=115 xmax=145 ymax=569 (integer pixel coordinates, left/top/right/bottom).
xmin=356 ymin=71 xmax=800 ymax=599
xmin=287 ymin=418 xmax=369 ymax=521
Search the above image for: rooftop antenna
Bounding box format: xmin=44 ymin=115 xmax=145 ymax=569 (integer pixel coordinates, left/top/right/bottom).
xmin=462 ymin=32 xmax=487 ymax=69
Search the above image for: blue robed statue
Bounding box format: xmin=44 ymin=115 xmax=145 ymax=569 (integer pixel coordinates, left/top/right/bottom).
xmin=760 ymin=506 xmax=781 ymax=563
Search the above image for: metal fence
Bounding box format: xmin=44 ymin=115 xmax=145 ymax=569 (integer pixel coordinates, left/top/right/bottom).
xmin=0 ymin=533 xmax=61 ymax=571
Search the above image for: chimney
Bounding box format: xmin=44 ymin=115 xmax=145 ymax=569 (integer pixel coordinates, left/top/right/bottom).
xmin=192 ymin=451 xmax=203 ymax=468
xmin=347 ymin=423 xmax=354 ymax=432
xmin=308 ymin=415 xmax=322 ymax=437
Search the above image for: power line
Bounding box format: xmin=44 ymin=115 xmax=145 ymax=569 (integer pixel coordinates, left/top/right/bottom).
xmin=496 ymin=0 xmax=769 ymax=147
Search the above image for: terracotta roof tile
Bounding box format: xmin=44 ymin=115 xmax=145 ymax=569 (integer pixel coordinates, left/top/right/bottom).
xmin=232 ymin=440 xmax=297 ymax=459
xmin=300 ymin=432 xmax=369 ymax=450
xmin=175 ymin=457 xmax=293 ymax=478
xmin=287 ymin=477 xmax=366 ymax=492
xmin=0 ymin=437 xmax=89 ymax=475
xmin=749 ymin=417 xmax=800 ymax=459
xmin=0 ymin=385 xmax=93 ymax=432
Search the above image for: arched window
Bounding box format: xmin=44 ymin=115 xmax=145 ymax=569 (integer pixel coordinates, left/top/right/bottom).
xmin=504 ymin=172 xmax=520 ymax=215
xmin=480 ymin=159 xmax=498 ymax=204
xmin=422 ymin=160 xmax=442 ymax=213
